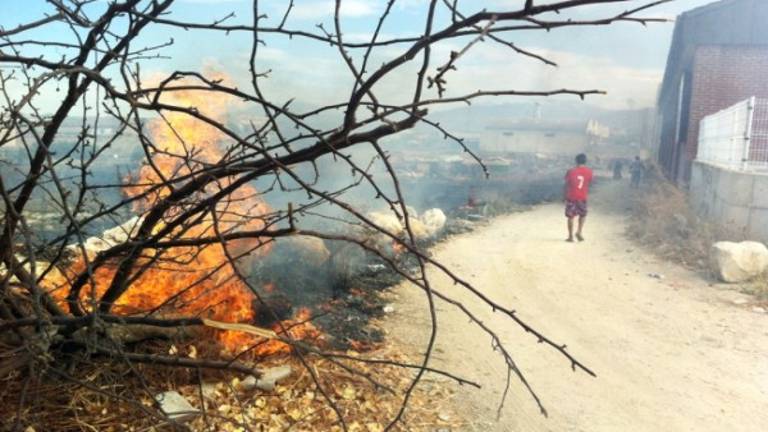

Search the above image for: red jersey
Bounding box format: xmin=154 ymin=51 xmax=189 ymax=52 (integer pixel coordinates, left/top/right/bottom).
xmin=565 ymin=166 xmax=593 ymax=201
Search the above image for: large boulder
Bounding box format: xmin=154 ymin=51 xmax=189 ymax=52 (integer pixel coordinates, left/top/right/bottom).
xmin=404 ymin=218 xmax=429 ymax=240
xmin=421 ymin=208 xmax=447 ymax=238
xmin=366 ymin=208 xmax=447 ymax=241
xmin=710 ymin=241 xmax=768 ymax=283
xmin=367 ymin=211 xmax=403 ymax=236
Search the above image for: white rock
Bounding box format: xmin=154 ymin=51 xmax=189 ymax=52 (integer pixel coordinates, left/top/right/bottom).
xmin=362 ymin=208 xmax=446 ymax=258
xmin=200 ymin=383 xmax=219 ymax=400
xmin=239 ymin=365 xmax=293 ymax=392
xmin=367 ymin=208 xmax=446 ymax=240
xmin=710 ymin=241 xmax=768 ymax=283
xmin=751 ymin=307 xmax=766 ymax=314
xmin=405 ymin=218 xmax=429 ymax=240
xmin=68 ymin=216 xmax=143 ymax=259
xmin=382 ymin=304 xmax=395 ymax=314
xmin=155 ymin=391 xmax=199 ymax=422
xmin=421 ymin=208 xmax=447 ymax=238
xmin=102 ymin=216 xmax=142 ymax=243
xmin=367 ymin=211 xmax=403 ymax=236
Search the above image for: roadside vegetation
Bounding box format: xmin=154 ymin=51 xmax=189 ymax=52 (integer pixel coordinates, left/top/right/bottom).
xmin=626 ymin=164 xmax=768 ymax=308
xmin=626 ymin=166 xmax=718 ymax=271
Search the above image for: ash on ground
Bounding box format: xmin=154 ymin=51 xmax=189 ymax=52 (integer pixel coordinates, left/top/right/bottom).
xmin=245 ymin=173 xmax=564 ymax=351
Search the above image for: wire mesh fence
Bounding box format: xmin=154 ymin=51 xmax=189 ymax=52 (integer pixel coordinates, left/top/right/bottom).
xmin=749 ymin=98 xmax=768 ymax=171
xmin=697 ymin=97 xmax=768 ymax=172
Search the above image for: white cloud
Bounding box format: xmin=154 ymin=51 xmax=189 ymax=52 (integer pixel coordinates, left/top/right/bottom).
xmin=222 ymin=31 xmax=664 ymax=112
xmin=253 ymin=40 xmax=664 ymax=110
xmin=430 ymin=43 xmax=663 ymax=110
xmin=291 ymin=0 xmax=380 ymax=20
xmin=253 ymin=46 xmax=289 ymax=61
xmin=342 ymin=31 xmax=401 ymax=43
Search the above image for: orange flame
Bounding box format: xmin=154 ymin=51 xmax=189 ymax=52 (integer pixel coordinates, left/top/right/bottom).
xmin=48 ymin=72 xmax=315 ymax=354
xmin=223 ymin=307 xmax=322 ymax=357
xmin=263 ymin=282 xmax=276 ymax=294
xmin=392 ymin=240 xmax=406 ymax=255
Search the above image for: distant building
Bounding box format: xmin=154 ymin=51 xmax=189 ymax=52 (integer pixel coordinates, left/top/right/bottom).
xmin=586 ymin=119 xmax=611 ymax=143
xmin=479 ymin=119 xmax=611 ymax=155
xmin=656 ymin=0 xmax=768 ymax=184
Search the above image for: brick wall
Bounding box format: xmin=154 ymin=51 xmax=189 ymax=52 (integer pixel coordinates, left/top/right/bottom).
xmin=686 ymin=45 xmax=768 ymax=164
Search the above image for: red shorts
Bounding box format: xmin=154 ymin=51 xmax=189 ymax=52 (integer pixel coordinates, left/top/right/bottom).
xmin=565 ymin=200 xmax=588 ymax=218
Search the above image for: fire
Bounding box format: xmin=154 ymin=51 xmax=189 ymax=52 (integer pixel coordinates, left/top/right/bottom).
xmin=48 ymin=72 xmax=315 ymax=354
xmin=221 ymin=307 xmax=322 ymax=357
xmin=263 ymin=282 xmax=276 ymax=294
xmin=392 ymin=240 xmax=406 ymax=255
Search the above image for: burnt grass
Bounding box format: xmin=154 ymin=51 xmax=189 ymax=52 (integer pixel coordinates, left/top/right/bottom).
xmin=254 ymin=175 xmax=564 ymax=351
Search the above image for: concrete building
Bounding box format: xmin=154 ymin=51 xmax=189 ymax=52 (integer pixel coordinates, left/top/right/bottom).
xmin=656 ymin=0 xmax=768 ymax=184
xmin=478 ymin=119 xmax=612 ymax=155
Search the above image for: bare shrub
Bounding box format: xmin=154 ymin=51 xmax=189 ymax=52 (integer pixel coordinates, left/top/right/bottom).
xmin=626 ymin=166 xmax=720 ymax=270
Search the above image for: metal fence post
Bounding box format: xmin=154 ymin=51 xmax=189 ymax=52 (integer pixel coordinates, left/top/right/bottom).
xmin=743 ymin=96 xmax=756 ymax=171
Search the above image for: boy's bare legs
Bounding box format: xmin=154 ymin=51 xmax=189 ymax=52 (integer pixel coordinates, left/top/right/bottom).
xmin=567 ymin=217 xmax=575 ymax=242
xmin=576 ymin=215 xmax=586 ymax=241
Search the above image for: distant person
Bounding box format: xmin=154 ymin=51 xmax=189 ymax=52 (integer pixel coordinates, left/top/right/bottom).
xmin=564 ymin=153 xmax=593 ymax=242
xmin=467 ymin=186 xmax=478 ymax=208
xmin=612 ymin=159 xmax=623 ymax=180
xmin=630 ymin=156 xmax=644 ymax=188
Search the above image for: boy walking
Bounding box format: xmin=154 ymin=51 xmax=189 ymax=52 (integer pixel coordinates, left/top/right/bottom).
xmin=564 ymin=153 xmax=593 ymax=242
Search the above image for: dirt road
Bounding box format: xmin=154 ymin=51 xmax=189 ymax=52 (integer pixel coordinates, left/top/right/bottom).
xmin=386 ymin=184 xmax=768 ymax=431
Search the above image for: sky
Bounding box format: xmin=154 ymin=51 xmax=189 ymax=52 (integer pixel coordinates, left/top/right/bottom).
xmin=2 ymin=0 xmax=719 ymax=112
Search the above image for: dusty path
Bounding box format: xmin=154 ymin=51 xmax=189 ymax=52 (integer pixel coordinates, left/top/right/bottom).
xmin=386 ymin=184 xmax=768 ymax=431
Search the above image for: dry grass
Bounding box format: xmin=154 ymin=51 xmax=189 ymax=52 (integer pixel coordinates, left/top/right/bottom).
xmin=741 ymin=273 xmax=768 ymax=306
xmin=625 ymin=174 xmax=720 ymax=271
xmin=625 ymin=169 xmax=768 ymax=310
xmin=0 ymin=343 xmax=460 ymax=432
